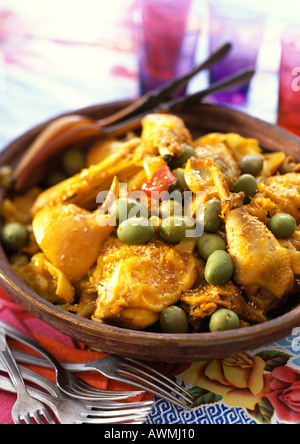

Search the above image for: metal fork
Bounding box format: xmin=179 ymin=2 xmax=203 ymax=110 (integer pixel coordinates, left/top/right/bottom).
xmin=64 ymin=355 xmax=193 ymax=410
xmin=0 ymin=319 xmax=143 ymax=401
xmin=0 ymin=361 xmax=153 ymax=424
xmin=0 ymin=375 xmax=152 ymax=424
xmin=0 ymin=327 xmax=55 ymax=424
xmin=12 ymin=349 xmax=193 ymax=409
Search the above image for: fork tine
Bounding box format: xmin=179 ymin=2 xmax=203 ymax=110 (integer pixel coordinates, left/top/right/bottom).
xmin=84 ymin=402 xmax=153 ymax=416
xmin=66 ymin=371 xmax=145 ymax=399
xmin=85 ymin=400 xmax=154 ymax=410
xmin=65 ymin=372 xmax=145 ymax=399
xmin=19 ymin=414 xmax=33 ymax=424
xmin=38 ymin=409 xmax=56 ymax=425
xmin=73 ymin=391 xmax=135 ymax=399
xmin=65 ymin=381 xmax=141 ymax=400
xmin=124 ymin=358 xmax=193 ymax=401
xmin=57 ymin=367 xmax=144 ymax=399
xmin=69 ymin=378 xmax=120 ymax=395
xmin=77 ymin=413 xmax=149 ymax=424
xmin=67 ymin=368 xmax=144 ymax=399
xmin=120 ymin=362 xmax=192 ymax=405
xmin=16 ymin=408 xmax=55 ymax=425
xmin=14 ymin=415 xmax=22 ymax=424
xmin=113 ymin=370 xmax=188 ymax=409
xmin=67 ymin=374 xmax=144 ymax=399
xmin=68 ymin=378 xmax=108 ymax=395
xmin=31 ymin=411 xmax=44 ymax=424
xmin=81 ymin=406 xmax=152 ymax=419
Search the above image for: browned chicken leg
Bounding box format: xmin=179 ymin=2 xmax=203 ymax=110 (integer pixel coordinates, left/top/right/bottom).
xmin=92 ymin=236 xmax=199 ymax=330
xmin=205 ymin=160 xmax=294 ymax=313
xmin=225 ymin=207 xmax=294 ymax=312
xmin=141 ymin=113 xmax=193 ymax=161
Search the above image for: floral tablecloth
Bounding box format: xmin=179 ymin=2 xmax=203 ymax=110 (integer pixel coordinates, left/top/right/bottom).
xmin=152 ymin=335 xmax=300 ymax=424
xmin=0 ymin=0 xmax=300 ymax=425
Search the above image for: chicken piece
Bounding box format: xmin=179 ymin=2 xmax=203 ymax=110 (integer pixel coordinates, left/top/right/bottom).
xmin=193 ymin=142 xmax=240 ymax=189
xmin=14 ymin=252 xmax=75 ymax=304
xmin=181 ymin=281 xmax=266 ymax=331
xmin=32 ymin=177 xmax=119 ymax=282
xmin=197 ymin=132 xmax=262 ymax=163
xmin=251 ymin=172 xmax=300 ymax=224
xmin=141 ymin=113 xmax=193 ymax=161
xmin=226 ymin=208 xmax=294 ymax=312
xmin=194 ymin=159 xmax=294 ymax=313
xmin=196 ymin=133 xmax=285 ymax=184
xmin=31 ymin=137 xmax=150 ymax=214
xmin=92 ymin=236 xmax=199 ymax=330
xmin=32 ymin=204 xmax=115 ymax=282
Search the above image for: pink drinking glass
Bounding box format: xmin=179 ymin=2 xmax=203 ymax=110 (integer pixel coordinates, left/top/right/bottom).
xmin=133 ymin=0 xmax=200 ymax=95
xmin=277 ymin=25 xmax=300 ymax=137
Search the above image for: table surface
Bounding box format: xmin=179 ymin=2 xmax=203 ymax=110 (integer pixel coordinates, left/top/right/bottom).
xmin=0 ymin=0 xmax=300 ymax=425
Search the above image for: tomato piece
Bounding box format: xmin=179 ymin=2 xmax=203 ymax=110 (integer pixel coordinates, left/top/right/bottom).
xmin=142 ymin=165 xmax=177 ymax=198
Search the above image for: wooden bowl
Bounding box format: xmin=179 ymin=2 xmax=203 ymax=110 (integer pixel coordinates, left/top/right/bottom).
xmin=1 ymin=101 xmax=300 ymax=363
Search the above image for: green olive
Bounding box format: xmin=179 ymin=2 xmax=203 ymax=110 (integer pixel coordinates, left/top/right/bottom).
xmin=117 ymin=217 xmax=155 ymax=245
xmin=169 ymin=144 xmax=197 ymax=170
xmin=204 ymin=250 xmax=234 ymax=285
xmin=0 ymin=165 xmax=13 ymax=189
xmin=209 ymin=309 xmax=240 ymax=332
xmin=159 ymin=216 xmax=195 ymax=244
xmin=238 ymin=155 xmax=264 ymax=176
xmin=233 ymin=174 xmax=258 ymax=203
xmin=172 ymin=168 xmax=189 ymax=191
xmin=197 ymin=233 xmax=226 ymax=261
xmin=112 ymin=198 xmax=149 ymax=223
xmin=160 ymin=306 xmax=189 ymax=333
xmin=62 ymin=149 xmax=86 ymax=176
xmin=197 ymin=198 xmax=222 ymax=233
xmin=267 ymin=213 xmax=297 ymax=238
xmin=159 ymin=199 xmax=183 ymax=219
xmin=1 ymin=223 xmax=29 ymax=252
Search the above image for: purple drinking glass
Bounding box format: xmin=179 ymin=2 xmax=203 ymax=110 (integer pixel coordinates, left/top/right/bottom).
xmin=208 ymin=0 xmax=268 ymax=106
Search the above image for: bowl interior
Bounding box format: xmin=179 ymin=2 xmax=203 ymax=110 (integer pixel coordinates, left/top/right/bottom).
xmin=0 ymin=101 xmax=300 ymax=363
